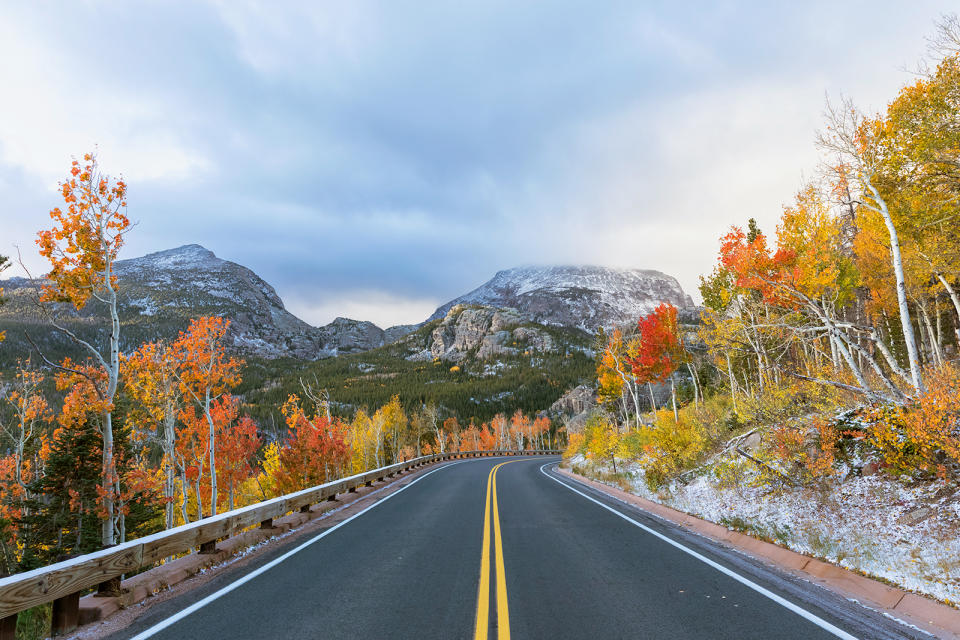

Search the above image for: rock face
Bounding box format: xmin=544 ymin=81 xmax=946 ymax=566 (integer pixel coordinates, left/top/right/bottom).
xmin=0 ymin=245 xmax=416 ymax=360
xmin=408 ymin=305 xmax=556 ymax=362
xmin=549 ymin=384 xmax=596 ymax=416
xmin=316 ymin=318 xmax=388 ymax=356
xmin=429 ymin=265 xmax=695 ymax=332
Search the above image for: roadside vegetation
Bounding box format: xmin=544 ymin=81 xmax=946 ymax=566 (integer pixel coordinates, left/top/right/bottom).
xmin=0 ymin=151 xmax=569 ymax=609
xmin=568 ymin=16 xmax=960 ymax=607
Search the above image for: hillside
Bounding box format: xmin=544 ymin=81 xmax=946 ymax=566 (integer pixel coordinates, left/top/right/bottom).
xmin=240 ymin=305 xmax=596 ymax=424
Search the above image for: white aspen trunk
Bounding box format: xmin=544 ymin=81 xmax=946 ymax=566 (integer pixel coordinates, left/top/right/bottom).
xmin=163 ymin=411 xmax=176 ymax=529
xmin=619 ymin=389 xmax=630 ymax=428
xmin=686 ymin=362 xmax=700 ymax=406
xmin=816 ymin=308 xmax=873 ymax=394
xmin=935 ymin=300 xmax=944 ymax=352
xmin=101 ymin=411 xmax=115 ymax=546
xmin=841 ymin=332 xmax=908 ymax=401
xmin=194 ymin=478 xmax=203 ymax=521
xmin=647 ymin=382 xmax=657 ymax=424
xmin=871 ymin=328 xmax=911 ymax=383
xmin=204 ymin=389 xmax=217 ymax=516
xmin=918 ymin=301 xmax=943 ymax=365
xmin=102 ymin=242 xmax=121 ymax=547
xmin=726 ymin=352 xmax=738 ymax=412
xmin=670 ymin=376 xmax=679 ymax=422
xmin=179 ymin=464 xmax=190 ymax=525
xmin=628 ymin=379 xmax=643 ymax=429
xmin=865 ymin=178 xmax=923 ymax=391
xmin=611 ymin=350 xmax=642 ymax=429
xmin=935 ymin=274 xmax=960 ymax=343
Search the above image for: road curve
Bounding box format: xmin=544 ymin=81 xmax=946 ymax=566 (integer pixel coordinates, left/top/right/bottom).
xmin=104 ymin=457 xmax=926 ymax=640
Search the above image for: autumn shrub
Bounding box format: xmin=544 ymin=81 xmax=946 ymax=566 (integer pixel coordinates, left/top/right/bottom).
xmin=685 ymin=393 xmax=734 ymax=442
xmin=860 ymin=365 xmax=960 ymax=479
xmin=637 ymin=409 xmax=709 ymax=490
xmin=712 ymin=455 xmax=753 ymax=494
xmin=563 ymin=432 xmax=585 ymax=459
xmin=769 ymin=417 xmax=839 ymax=485
xmin=736 ymin=377 xmax=841 ymax=429
xmin=583 ymin=413 xmax=622 ymax=473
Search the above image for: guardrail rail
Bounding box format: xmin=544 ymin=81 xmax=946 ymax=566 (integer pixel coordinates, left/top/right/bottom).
xmin=0 ymin=449 xmax=561 ymax=637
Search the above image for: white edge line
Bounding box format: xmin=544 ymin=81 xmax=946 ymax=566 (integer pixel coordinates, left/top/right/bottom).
xmin=538 ymin=462 xmax=859 ymax=640
xmin=129 ymin=460 xmax=471 ymax=640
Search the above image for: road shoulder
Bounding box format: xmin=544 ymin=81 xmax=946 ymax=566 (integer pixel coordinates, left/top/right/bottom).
xmin=70 ymin=460 xmax=459 ymax=640
xmin=554 ymin=464 xmax=960 ymax=640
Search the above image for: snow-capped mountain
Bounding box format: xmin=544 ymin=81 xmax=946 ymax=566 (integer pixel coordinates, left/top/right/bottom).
xmin=428 ymin=266 xmax=695 ymax=332
xmin=1 ymin=249 xmax=694 ymax=364
xmin=0 ymin=245 xmax=411 ymax=361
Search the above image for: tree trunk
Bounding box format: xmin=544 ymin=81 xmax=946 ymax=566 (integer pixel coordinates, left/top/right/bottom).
xmin=726 ymin=352 xmax=738 ymax=412
xmin=670 ymin=376 xmax=679 ymax=422
xmin=163 ymin=412 xmax=176 ymax=529
xmin=101 ymin=410 xmax=115 ymax=546
xmin=194 ymin=478 xmax=203 ymax=520
xmin=918 ymin=300 xmax=943 ymax=365
xmin=179 ymin=465 xmax=191 ymax=525
xmin=204 ymin=389 xmax=218 ymax=516
xmin=647 ymin=382 xmax=657 ymax=424
xmin=102 ymin=254 xmax=121 ymax=547
xmin=936 ymin=273 xmax=960 ymax=344
xmin=686 ymin=362 xmax=700 ymax=407
xmin=865 ymin=178 xmax=923 ymax=391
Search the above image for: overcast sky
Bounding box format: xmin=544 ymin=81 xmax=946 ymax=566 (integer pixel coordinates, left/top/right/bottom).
xmin=0 ymin=2 xmax=955 ymax=328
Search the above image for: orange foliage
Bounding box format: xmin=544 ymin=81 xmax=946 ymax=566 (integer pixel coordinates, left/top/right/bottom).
xmin=171 ymin=317 xmax=242 ymax=404
xmin=863 ymin=366 xmax=960 ymax=478
xmin=272 ymin=395 xmax=350 ymax=494
xmin=36 ymin=152 xmax=130 ymax=308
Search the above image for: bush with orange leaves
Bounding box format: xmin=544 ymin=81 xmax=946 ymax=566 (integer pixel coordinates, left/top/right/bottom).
xmin=861 ymin=365 xmax=960 ymax=479
xmin=769 ymin=417 xmax=839 ymax=485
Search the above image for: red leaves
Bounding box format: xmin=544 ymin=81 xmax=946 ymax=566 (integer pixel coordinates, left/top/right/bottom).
xmin=718 ymin=226 xmax=785 ymax=303
xmin=273 ymin=395 xmax=350 ymax=493
xmin=626 ymin=303 xmax=684 ymax=384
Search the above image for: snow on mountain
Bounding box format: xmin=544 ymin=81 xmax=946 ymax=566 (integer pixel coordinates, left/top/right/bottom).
xmin=0 ymin=245 xmax=410 ymax=361
xmin=429 ymin=266 xmax=695 ymax=332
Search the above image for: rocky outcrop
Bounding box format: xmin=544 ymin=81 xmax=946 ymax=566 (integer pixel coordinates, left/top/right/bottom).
xmin=316 ymin=318 xmax=387 ymax=355
xmin=429 ymin=265 xmax=695 ymax=333
xmin=550 ymin=385 xmax=596 ymax=416
xmin=384 ymin=324 xmax=418 ymax=344
xmin=406 ymin=305 xmax=557 ymax=362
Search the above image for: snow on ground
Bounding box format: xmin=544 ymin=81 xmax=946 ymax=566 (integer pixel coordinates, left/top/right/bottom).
xmin=568 ymin=453 xmax=960 ymax=606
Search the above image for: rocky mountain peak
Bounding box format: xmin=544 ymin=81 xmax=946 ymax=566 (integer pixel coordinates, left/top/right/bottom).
xmin=429 ymin=264 xmax=694 ymax=332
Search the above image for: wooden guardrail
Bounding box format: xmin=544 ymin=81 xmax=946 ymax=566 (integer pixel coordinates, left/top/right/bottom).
xmin=0 ymin=449 xmax=560 ymax=636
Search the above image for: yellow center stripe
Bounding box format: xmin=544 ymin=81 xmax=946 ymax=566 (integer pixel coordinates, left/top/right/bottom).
xmin=492 ymin=463 xmax=510 ymax=640
xmin=474 ymin=461 xmax=514 ymax=640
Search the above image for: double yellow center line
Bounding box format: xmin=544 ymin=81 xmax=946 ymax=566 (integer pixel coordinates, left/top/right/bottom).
xmin=474 ymin=461 xmax=514 ymax=640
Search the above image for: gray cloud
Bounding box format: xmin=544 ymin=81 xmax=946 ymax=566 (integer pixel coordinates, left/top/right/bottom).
xmin=1 ymin=1 xmax=956 ymax=327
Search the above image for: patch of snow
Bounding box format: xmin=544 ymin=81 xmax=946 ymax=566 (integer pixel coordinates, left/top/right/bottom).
xmin=572 ymin=452 xmax=960 ymax=607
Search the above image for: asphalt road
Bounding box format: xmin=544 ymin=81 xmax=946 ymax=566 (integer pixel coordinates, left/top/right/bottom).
xmin=107 ymin=457 xmax=927 ymax=640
